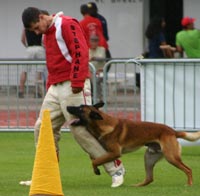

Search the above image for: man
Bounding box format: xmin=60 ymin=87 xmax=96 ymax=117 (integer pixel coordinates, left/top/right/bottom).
xmin=176 ymin=16 xmax=200 ymax=58
xmin=21 ymin=7 xmax=125 ymax=188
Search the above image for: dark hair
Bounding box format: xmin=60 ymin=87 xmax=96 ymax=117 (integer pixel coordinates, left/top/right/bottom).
xmin=145 ymin=17 xmax=165 ymax=39
xmin=40 ymin=9 xmax=49 ymax=16
xmin=87 ymin=2 xmax=98 ymax=17
xmin=22 ymin=7 xmax=42 ymax=29
xmin=80 ymin=4 xmax=89 ymax=15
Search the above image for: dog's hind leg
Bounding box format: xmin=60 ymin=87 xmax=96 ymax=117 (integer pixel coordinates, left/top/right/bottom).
xmin=162 ymin=138 xmax=192 ymax=186
xmin=134 ymin=145 xmax=163 ymax=187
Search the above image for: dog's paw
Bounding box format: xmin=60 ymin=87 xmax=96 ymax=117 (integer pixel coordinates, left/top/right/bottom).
xmin=132 ymin=179 xmax=153 ymax=187
xmin=94 ymin=168 xmax=101 ymax=175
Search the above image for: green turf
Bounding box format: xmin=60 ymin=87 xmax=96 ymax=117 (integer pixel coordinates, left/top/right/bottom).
xmin=0 ymin=132 xmax=199 ymax=196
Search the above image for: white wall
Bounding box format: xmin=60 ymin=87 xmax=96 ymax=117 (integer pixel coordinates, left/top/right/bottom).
xmin=0 ymin=0 xmax=144 ymax=59
xmin=184 ymin=0 xmax=200 ymax=29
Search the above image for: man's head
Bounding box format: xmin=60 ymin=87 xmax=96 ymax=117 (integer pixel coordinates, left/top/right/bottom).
xmin=87 ymin=2 xmax=98 ymax=17
xmin=181 ymin=16 xmax=196 ymax=29
xmin=80 ymin=4 xmax=89 ymax=16
xmin=22 ymin=7 xmax=50 ymax=34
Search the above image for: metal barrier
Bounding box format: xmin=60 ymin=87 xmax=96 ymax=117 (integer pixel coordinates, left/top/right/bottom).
xmin=0 ymin=60 xmax=96 ymax=131
xmin=1 ymin=58 xmax=200 ymax=143
xmin=138 ymin=59 xmax=200 ymax=130
xmin=102 ymin=58 xmax=200 ymax=146
xmin=102 ymin=59 xmax=141 ymax=122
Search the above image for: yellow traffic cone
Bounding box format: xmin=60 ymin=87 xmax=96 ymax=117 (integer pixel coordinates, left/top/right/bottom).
xmin=29 ymin=110 xmax=64 ymax=196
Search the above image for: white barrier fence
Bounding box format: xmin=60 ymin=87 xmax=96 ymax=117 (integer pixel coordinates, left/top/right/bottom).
xmin=139 ymin=59 xmax=200 ymax=130
xmin=1 ymin=59 xmax=200 ymax=145
xmin=139 ymin=59 xmax=200 ymax=146
xmin=102 ymin=59 xmax=200 ymax=146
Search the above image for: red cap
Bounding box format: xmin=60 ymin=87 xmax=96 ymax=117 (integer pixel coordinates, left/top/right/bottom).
xmin=181 ymin=17 xmax=196 ymax=27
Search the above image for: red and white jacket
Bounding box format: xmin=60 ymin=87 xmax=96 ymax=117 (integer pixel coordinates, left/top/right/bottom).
xmin=43 ymin=12 xmax=90 ymax=89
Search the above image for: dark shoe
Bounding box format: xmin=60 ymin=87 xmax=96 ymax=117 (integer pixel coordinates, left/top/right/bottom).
xmin=18 ymin=92 xmax=24 ymax=98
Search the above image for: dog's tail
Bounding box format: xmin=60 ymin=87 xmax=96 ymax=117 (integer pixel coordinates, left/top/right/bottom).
xmin=176 ymin=131 xmax=200 ymax=141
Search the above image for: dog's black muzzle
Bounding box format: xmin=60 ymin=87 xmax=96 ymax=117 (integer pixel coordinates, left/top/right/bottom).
xmin=67 ymin=106 xmax=87 ymax=126
xmin=67 ymin=106 xmax=80 ymax=116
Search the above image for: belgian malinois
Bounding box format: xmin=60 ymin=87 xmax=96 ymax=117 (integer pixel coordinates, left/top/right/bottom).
xmin=67 ymin=102 xmax=200 ymax=186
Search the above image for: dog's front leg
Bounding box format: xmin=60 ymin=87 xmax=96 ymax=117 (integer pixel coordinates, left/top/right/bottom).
xmin=89 ymin=155 xmax=101 ymax=175
xmin=92 ymin=149 xmax=121 ymax=175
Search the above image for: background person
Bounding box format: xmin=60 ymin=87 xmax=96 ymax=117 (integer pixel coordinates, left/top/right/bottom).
xmin=19 ymin=9 xmax=49 ymax=98
xmin=87 ymin=2 xmax=111 ymax=59
xmin=19 ymin=29 xmax=45 ymax=98
xmin=22 ymin=7 xmax=125 ymax=188
xmin=79 ymin=4 xmax=108 ymax=53
xmin=176 ymin=16 xmax=200 ymax=58
xmin=89 ymin=34 xmax=106 ymax=101
xmin=145 ymin=17 xmax=167 ymax=58
xmin=87 ymin=1 xmax=109 ymax=41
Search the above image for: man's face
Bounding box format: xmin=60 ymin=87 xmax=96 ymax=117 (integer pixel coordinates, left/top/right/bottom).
xmin=28 ymin=15 xmax=48 ymax=34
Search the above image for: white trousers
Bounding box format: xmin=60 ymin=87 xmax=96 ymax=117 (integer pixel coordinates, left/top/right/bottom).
xmin=34 ymin=79 xmax=123 ymax=175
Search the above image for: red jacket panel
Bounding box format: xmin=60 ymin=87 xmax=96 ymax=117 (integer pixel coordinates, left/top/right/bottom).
xmin=44 ymin=14 xmax=90 ymax=89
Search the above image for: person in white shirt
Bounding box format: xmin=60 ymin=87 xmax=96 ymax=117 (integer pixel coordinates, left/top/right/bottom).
xmin=89 ymin=35 xmax=106 ymax=101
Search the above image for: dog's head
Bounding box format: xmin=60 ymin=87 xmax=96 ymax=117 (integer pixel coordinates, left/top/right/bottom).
xmin=67 ymin=102 xmax=104 ymax=126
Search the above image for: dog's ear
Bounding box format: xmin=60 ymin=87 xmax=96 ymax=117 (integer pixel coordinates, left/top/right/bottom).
xmin=89 ymin=111 xmax=103 ymax=120
xmin=93 ymin=102 xmax=104 ymax=109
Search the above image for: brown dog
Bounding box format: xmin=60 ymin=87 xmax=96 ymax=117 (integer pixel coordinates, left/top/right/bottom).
xmin=67 ymin=102 xmax=200 ymax=186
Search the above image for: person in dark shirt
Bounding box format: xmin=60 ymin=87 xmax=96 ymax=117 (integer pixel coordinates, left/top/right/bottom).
xmin=145 ymin=17 xmax=167 ymax=58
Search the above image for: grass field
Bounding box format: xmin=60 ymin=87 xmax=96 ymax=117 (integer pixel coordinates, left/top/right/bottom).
xmin=0 ymin=132 xmax=199 ymax=196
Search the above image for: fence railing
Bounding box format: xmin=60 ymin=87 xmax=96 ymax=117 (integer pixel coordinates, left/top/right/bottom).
xmin=0 ymin=60 xmax=97 ymax=131
xmin=1 ymin=59 xmax=200 ymax=143
xmin=138 ymin=59 xmax=200 ymax=131
xmin=102 ymin=58 xmax=200 ymax=146
xmin=102 ymin=59 xmax=141 ymax=122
